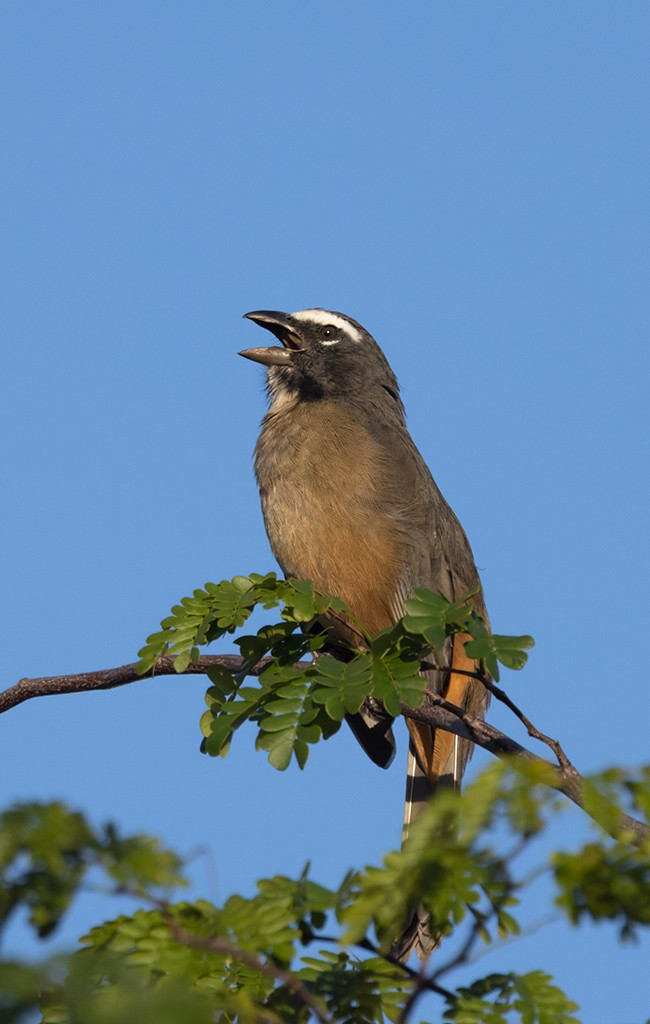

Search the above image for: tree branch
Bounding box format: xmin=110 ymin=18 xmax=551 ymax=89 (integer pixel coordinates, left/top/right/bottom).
xmin=405 ymin=692 xmax=649 ymax=845
xmin=162 ymin=914 xmax=336 ymax=1024
xmin=0 ymin=655 xmax=266 ymax=713
xmin=2 ymin=653 xmax=648 ymax=845
xmin=435 ymin=665 xmax=574 ymax=772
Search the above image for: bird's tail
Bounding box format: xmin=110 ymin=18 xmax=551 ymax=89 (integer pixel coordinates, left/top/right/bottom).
xmin=390 ymin=732 xmax=461 ymax=962
xmin=391 ymin=632 xmax=482 ymax=962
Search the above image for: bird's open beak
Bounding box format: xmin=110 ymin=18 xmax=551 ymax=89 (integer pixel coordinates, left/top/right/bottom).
xmin=239 ymin=310 xmax=306 ymax=366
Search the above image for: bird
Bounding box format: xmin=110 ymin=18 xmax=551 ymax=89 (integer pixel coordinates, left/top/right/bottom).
xmin=239 ymin=307 xmax=490 ymax=961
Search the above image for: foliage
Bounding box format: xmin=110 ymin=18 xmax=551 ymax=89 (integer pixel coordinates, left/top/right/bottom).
xmin=3 ymin=577 xmax=649 ymax=1022
xmin=138 ymin=574 xmax=533 ymax=771
xmin=0 ymin=802 xmax=184 ymax=940
xmin=443 ymin=972 xmax=580 ymax=1024
xmin=3 ymin=762 xmax=650 ymax=1022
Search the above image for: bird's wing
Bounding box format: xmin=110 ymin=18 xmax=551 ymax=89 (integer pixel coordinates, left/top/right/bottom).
xmin=375 ymin=423 xmax=491 ymax=963
xmin=380 ymin=421 xmax=490 ymax=782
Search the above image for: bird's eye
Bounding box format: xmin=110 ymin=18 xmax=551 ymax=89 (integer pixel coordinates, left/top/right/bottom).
xmin=321 ymin=325 xmax=338 ymax=343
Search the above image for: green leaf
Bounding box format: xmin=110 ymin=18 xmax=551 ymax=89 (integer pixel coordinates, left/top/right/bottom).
xmin=282 ymin=579 xmax=322 ymax=622
xmin=204 ymin=714 xmax=238 ymax=757
xmin=235 ymin=633 xmax=271 ymax=664
xmin=512 ymin=970 xmax=580 ymax=1023
xmin=0 ymin=802 xmax=186 ymax=943
xmin=371 ymin=651 xmax=426 ymax=716
xmin=464 ymin=634 xmax=535 ymax=672
xmin=310 ymin=654 xmax=373 ymax=719
xmin=204 ymin=660 xmax=334 ymax=771
xmin=205 ymin=665 xmax=237 ymax=697
xmin=258 ymin=712 xmax=303 ymax=734
xmin=554 ymin=841 xmax=650 ymax=939
xmin=256 ymin=730 xmax=295 ymax=771
xmin=444 ymin=970 xmax=579 ymax=1024
xmin=209 ymin=579 xmax=259 ymax=629
xmin=402 ymin=589 xmax=451 ymax=648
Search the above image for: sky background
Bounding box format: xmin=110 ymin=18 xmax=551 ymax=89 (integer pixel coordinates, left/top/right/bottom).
xmin=1 ymin=2 xmax=649 ymax=1021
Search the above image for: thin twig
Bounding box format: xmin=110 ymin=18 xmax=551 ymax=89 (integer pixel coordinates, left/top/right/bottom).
xmin=396 ymin=855 xmax=522 ymax=1023
xmin=310 ymin=931 xmax=455 ymax=1001
xmin=395 ymin=969 xmax=431 ymax=1024
xmin=437 ymin=665 xmax=574 ymax=772
xmin=405 ymin=691 xmax=649 ymax=845
xmin=163 ymin=913 xmax=336 ymax=1024
xmin=428 ymin=899 xmax=488 ymax=986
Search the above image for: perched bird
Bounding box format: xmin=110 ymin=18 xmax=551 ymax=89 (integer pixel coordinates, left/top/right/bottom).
xmin=240 ymin=308 xmax=489 ymax=960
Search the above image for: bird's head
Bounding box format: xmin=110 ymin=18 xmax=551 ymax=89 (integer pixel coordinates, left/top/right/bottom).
xmin=240 ymin=308 xmax=403 ymax=412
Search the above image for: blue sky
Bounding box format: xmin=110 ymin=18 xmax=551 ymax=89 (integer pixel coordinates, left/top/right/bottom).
xmin=1 ymin=2 xmax=649 ymax=1020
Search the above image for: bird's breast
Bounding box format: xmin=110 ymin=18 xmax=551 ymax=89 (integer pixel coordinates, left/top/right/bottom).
xmin=254 ymin=399 xmax=411 ymax=636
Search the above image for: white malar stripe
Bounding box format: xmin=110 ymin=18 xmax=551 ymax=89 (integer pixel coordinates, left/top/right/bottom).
xmin=291 ymin=308 xmax=363 ymax=343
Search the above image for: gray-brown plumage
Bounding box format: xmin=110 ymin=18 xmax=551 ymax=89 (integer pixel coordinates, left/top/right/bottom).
xmin=240 ymin=308 xmax=490 ymax=960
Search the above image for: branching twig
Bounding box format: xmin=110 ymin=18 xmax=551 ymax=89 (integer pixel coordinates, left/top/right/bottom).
xmin=310 ymin=931 xmax=456 ymax=1001
xmin=394 ymin=970 xmax=431 ymax=1024
xmin=162 ymin=912 xmax=336 ymax=1024
xmin=2 ymin=653 xmax=648 ymax=844
xmin=437 ymin=665 xmax=574 ymax=772
xmin=398 ymin=840 xmax=534 ymax=1020
xmin=405 ymin=692 xmax=649 ymax=845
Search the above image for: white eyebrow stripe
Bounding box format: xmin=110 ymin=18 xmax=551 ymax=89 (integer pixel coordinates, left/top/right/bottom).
xmin=290 ymin=308 xmax=362 ymax=342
